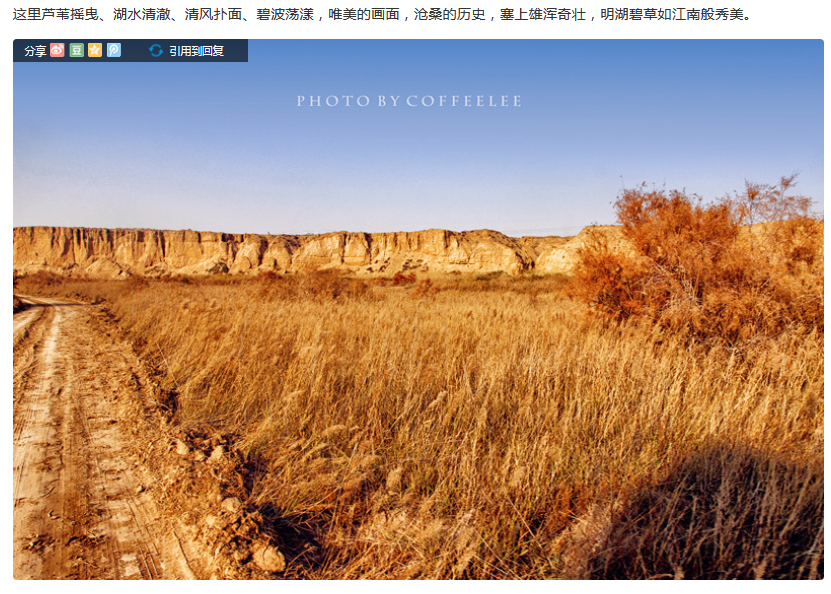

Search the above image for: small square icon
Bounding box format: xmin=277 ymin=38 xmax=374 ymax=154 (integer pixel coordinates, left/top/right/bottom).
xmin=88 ymin=43 xmax=102 ymax=58
xmin=106 ymin=43 xmax=121 ymax=58
xmin=68 ymin=43 xmax=84 ymax=57
xmin=49 ymin=43 xmax=64 ymax=58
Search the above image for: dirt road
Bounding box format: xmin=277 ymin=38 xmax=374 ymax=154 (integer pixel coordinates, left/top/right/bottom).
xmin=13 ymin=297 xmax=199 ymax=579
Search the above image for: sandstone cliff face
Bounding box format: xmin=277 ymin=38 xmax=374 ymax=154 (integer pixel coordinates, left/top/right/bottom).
xmin=533 ymin=226 xmax=631 ymax=274
xmin=12 ymin=226 xmax=626 ymax=279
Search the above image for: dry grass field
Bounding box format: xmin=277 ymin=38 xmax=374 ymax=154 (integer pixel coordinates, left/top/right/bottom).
xmin=14 ymin=179 xmax=823 ymax=579
xmin=16 ymin=269 xmax=823 ymax=579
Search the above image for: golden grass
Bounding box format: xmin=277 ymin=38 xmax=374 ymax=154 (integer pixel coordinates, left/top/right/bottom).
xmin=16 ymin=273 xmax=823 ymax=578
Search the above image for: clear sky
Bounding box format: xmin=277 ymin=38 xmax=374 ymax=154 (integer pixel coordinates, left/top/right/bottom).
xmin=13 ymin=39 xmax=823 ymax=237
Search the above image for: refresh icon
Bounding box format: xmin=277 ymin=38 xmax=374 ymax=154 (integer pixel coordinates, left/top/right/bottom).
xmin=149 ymin=43 xmax=164 ymax=57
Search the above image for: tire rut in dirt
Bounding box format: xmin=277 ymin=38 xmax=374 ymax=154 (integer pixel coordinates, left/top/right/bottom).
xmin=13 ymin=301 xmax=194 ymax=579
xmin=13 ymin=305 xmax=53 ymax=435
xmin=13 ymin=305 xmax=68 ymax=578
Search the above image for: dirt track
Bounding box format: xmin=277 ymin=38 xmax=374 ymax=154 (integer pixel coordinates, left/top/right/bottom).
xmin=13 ymin=297 xmax=199 ymax=579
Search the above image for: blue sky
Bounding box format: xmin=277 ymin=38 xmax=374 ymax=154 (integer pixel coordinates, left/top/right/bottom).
xmin=13 ymin=39 xmax=823 ymax=236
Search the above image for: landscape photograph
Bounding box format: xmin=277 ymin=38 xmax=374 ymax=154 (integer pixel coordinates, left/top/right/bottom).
xmin=12 ymin=40 xmax=824 ymax=579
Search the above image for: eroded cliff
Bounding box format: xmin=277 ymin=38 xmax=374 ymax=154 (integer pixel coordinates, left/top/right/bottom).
xmin=13 ymin=226 xmax=627 ymax=278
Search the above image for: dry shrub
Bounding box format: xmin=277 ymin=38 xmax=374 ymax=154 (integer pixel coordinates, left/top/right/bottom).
xmin=574 ymin=176 xmax=823 ymax=345
xmin=392 ymin=272 xmax=416 ymax=286
xmin=257 ymin=270 xmax=370 ymax=302
xmin=15 ymin=270 xmax=67 ymax=288
xmin=411 ymin=278 xmax=439 ymax=299
xmin=299 ymin=270 xmax=369 ymax=301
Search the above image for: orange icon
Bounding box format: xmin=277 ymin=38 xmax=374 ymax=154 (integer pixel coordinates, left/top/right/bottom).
xmin=88 ymin=43 xmax=102 ymax=57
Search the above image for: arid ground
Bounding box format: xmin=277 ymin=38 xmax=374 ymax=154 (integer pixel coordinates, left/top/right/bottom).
xmin=14 ymin=296 xmax=199 ymax=578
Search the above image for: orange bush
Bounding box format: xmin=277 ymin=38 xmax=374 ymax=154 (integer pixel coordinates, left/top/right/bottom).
xmin=574 ymin=177 xmax=823 ymax=345
xmin=392 ymin=272 xmax=416 ymax=286
xmin=410 ymin=278 xmax=439 ymax=299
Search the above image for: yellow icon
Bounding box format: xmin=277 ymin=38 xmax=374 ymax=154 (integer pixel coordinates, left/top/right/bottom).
xmin=88 ymin=43 xmax=102 ymax=57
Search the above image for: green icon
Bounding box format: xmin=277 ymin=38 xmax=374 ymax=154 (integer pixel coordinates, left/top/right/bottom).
xmin=69 ymin=43 xmax=84 ymax=58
